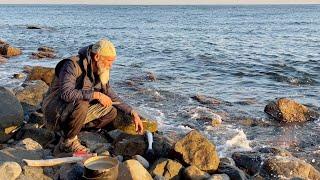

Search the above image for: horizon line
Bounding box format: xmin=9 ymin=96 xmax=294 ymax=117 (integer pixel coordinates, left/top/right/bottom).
xmin=1 ymin=3 xmax=320 ymax=5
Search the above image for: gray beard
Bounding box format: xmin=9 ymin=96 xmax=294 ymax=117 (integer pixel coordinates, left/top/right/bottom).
xmin=98 ymin=68 xmax=110 ymax=86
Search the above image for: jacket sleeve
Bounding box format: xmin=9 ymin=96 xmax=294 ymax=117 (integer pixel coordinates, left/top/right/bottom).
xmin=105 ymin=85 xmax=133 ymax=115
xmin=59 ymin=61 xmax=93 ymax=102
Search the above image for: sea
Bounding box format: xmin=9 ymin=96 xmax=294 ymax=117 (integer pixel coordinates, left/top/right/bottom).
xmin=0 ymin=4 xmax=319 ymax=168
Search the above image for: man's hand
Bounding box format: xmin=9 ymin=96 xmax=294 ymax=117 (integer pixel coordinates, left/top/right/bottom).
xmin=131 ymin=110 xmax=144 ymax=134
xmin=93 ymin=92 xmax=112 ymax=107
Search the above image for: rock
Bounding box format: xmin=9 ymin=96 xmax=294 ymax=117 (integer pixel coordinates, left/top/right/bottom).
xmin=260 ymin=156 xmax=320 ymax=179
xmin=133 ymin=155 xmax=149 ymax=169
xmin=0 ymin=39 xmax=6 ymax=44
xmin=183 ymin=165 xmax=210 ymax=180
xmin=15 ymin=138 xmax=43 ymax=151
xmin=257 ymin=146 xmax=292 ymax=157
xmin=0 ymin=55 xmax=7 ymax=63
xmin=153 ymin=175 xmax=166 ymax=180
xmin=78 ymin=131 xmax=111 ymax=153
xmin=191 ymin=94 xmax=227 ymax=106
xmin=264 ymin=98 xmax=318 ymax=123
xmin=27 ymin=25 xmax=42 ymax=29
xmin=153 ymin=133 xmax=174 ymax=159
xmin=208 ymin=174 xmax=230 ymax=180
xmin=109 ymin=131 xmax=172 ymax=160
xmin=0 ymin=87 xmax=24 ymax=142
xmin=58 ymin=163 xmax=84 ymax=180
xmin=38 ymin=46 xmax=55 ymax=53
xmin=15 ymin=125 xmax=55 ymax=147
xmin=116 ymin=155 xmax=124 ymax=162
xmin=173 ymin=130 xmax=220 ymax=172
xmin=31 ymin=46 xmax=56 ymax=59
xmin=220 ymin=157 xmax=236 ymax=166
xmin=113 ymin=111 xmax=158 ymax=134
xmin=217 ymin=164 xmax=248 ymax=180
xmin=26 ymin=66 xmax=55 ymax=86
xmin=14 ymin=80 xmax=49 ymax=112
xmin=23 ymin=65 xmax=33 ymax=73
xmin=146 ymin=71 xmax=157 ymax=81
xmin=232 ymin=151 xmax=262 ymax=175
xmin=31 ymin=51 xmax=56 ymax=59
xmin=118 ymin=159 xmax=153 ymax=180
xmin=0 ymin=43 xmax=22 ymax=57
xmin=18 ymin=166 xmax=51 ymax=180
xmin=107 ymin=129 xmax=124 ymax=141
xmin=13 ymin=73 xmax=25 ymax=79
xmin=113 ymin=135 xmax=146 ymax=157
xmin=0 ymin=147 xmax=43 ymax=165
xmin=0 ymin=161 xmax=22 ymax=180
xmin=150 ymin=158 xmax=183 ymax=180
xmin=211 ymin=115 xmax=222 ymax=127
xmin=187 ymin=107 xmax=222 ymax=125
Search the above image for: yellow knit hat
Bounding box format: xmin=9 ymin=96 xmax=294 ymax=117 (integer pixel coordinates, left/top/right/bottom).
xmin=92 ymin=39 xmax=117 ymax=57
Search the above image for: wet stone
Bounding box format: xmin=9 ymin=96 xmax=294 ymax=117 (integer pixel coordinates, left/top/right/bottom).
xmin=232 ymin=151 xmax=262 ymax=175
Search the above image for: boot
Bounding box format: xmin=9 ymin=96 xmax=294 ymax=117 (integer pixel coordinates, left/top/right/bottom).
xmin=54 ymin=135 xmax=89 ymax=155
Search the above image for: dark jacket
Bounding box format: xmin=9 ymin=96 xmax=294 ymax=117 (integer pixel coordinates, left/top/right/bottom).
xmin=42 ymin=45 xmax=132 ymax=130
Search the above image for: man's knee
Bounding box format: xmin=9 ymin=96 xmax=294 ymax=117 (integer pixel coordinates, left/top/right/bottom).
xmin=109 ymin=107 xmax=117 ymax=119
xmin=93 ymin=106 xmax=118 ymax=129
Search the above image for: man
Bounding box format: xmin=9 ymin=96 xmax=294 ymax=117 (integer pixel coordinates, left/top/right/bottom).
xmin=42 ymin=39 xmax=144 ymax=153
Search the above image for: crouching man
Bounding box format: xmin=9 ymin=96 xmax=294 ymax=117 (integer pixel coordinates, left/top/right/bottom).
xmin=42 ymin=39 xmax=144 ymax=153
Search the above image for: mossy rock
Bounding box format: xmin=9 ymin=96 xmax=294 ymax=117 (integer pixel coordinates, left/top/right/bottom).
xmin=113 ymin=110 xmax=158 ymax=135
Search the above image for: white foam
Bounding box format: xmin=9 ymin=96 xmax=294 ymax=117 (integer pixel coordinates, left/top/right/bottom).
xmin=225 ymin=129 xmax=252 ymax=152
xmin=185 ymin=106 xmax=222 ymax=122
xmin=204 ymin=126 xmax=252 ymax=157
xmin=136 ymin=105 xmax=166 ymax=125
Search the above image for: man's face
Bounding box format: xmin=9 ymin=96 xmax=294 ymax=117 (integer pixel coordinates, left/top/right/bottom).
xmin=96 ymin=54 xmax=116 ymax=70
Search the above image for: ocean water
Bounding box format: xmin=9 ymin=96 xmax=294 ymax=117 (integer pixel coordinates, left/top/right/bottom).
xmin=0 ymin=4 xmax=319 ymax=166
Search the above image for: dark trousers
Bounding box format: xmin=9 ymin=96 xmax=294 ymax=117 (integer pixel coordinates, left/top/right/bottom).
xmin=62 ymin=100 xmax=117 ymax=139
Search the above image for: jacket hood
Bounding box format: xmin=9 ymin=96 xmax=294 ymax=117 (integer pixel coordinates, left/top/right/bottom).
xmin=78 ymin=44 xmax=95 ymax=81
xmin=78 ymin=45 xmax=93 ymax=64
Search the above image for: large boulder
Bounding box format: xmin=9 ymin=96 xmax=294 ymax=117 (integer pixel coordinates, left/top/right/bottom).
xmin=150 ymin=158 xmax=183 ymax=180
xmin=183 ymin=165 xmax=210 ymax=180
xmin=0 ymin=42 xmax=22 ymax=57
xmin=0 ymin=87 xmax=24 ymax=142
xmin=0 ymin=161 xmax=22 ymax=180
xmin=14 ymin=80 xmax=49 ymax=112
xmin=264 ymin=98 xmax=318 ymax=123
xmin=118 ymin=159 xmax=153 ymax=180
xmin=260 ymin=156 xmax=320 ymax=179
xmin=173 ymin=130 xmax=220 ymax=172
xmin=78 ymin=131 xmax=111 ymax=153
xmin=113 ymin=135 xmax=146 ymax=157
xmin=26 ymin=66 xmax=55 ymax=86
